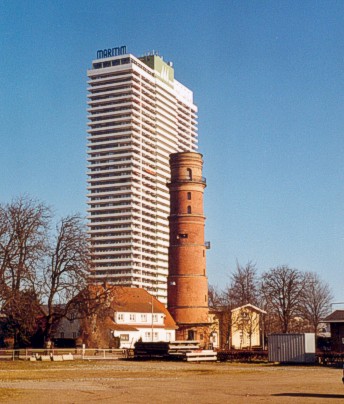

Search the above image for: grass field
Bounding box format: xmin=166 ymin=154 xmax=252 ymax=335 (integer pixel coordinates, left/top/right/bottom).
xmin=0 ymin=360 xmax=343 ymax=403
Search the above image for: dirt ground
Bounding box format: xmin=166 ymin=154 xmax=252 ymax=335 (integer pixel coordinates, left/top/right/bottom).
xmin=0 ymin=360 xmax=343 ymax=403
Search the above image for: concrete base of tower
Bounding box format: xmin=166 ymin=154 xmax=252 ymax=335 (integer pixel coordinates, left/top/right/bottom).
xmin=175 ymin=323 xmax=212 ymax=348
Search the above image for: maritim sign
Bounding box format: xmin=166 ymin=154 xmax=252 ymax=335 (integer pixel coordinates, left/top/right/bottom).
xmin=97 ymin=46 xmax=127 ymax=59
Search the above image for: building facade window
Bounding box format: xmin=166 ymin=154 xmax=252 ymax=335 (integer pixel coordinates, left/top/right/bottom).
xmin=187 ymin=206 xmax=192 ymax=214
xmin=186 ymin=168 xmax=192 ymax=179
xmin=141 ymin=314 xmax=147 ymax=322
xmin=130 ymin=314 xmax=136 ymax=321
xmin=187 ymin=192 xmax=191 ymax=200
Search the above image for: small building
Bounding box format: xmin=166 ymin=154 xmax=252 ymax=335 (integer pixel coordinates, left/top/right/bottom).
xmin=231 ymin=304 xmax=266 ymax=349
xmin=323 ymin=310 xmax=344 ymax=352
xmin=111 ymin=287 xmax=177 ymax=348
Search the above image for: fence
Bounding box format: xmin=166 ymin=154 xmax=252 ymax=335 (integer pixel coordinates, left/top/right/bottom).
xmin=0 ymin=348 xmax=128 ymax=361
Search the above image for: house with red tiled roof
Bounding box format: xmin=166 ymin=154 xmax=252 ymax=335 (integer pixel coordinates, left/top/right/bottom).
xmin=323 ymin=310 xmax=344 ymax=352
xmin=50 ymin=286 xmax=177 ymax=348
xmin=109 ymin=287 xmax=177 ymax=348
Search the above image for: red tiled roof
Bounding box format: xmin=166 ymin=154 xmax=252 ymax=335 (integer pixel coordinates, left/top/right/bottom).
xmin=90 ymin=285 xmax=177 ymax=329
xmin=323 ymin=310 xmax=344 ymax=322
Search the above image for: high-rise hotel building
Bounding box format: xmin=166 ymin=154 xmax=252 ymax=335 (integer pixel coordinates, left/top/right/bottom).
xmin=87 ymin=47 xmax=198 ymax=303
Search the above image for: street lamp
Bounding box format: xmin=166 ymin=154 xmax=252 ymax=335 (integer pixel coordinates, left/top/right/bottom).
xmin=149 ymin=295 xmax=154 ymax=342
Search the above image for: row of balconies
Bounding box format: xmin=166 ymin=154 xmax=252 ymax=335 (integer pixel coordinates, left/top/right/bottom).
xmin=87 ymin=163 xmax=132 ymax=172
xmin=88 ymin=172 xmax=132 ymax=181
xmin=88 ymin=109 xmax=156 ymax=136
xmin=87 ymin=91 xmax=134 ymax=106
xmin=87 ymin=71 xmax=133 ymax=86
xmin=87 ymin=119 xmax=133 ymax=132
xmin=87 ymin=191 xmax=157 ymax=205
xmin=90 ymin=227 xmax=158 ymax=240
xmin=89 ymin=216 xmax=131 ymax=225
xmin=88 ymin=80 xmax=133 ymax=95
xmin=87 ymin=96 xmax=134 ymax=111
xmin=87 ymin=131 xmax=134 ymax=144
xmin=88 ymin=85 xmax=134 ymax=101
xmin=87 ymin=124 xmax=133 ymax=137
xmin=93 ymin=263 xmax=157 ymax=272
xmin=88 ymin=232 xmax=158 ymax=244
xmin=87 ymin=101 xmax=135 ymax=115
xmin=88 ymin=183 xmax=131 ymax=192
xmin=88 ymin=107 xmax=132 ymax=121
xmin=87 ymin=177 xmax=133 ymax=187
xmin=90 ymin=239 xmax=158 ymax=255
xmin=87 ymin=208 xmax=132 ymax=217
xmin=88 ymin=201 xmax=131 ymax=210
xmin=88 ymin=141 xmax=132 ymax=158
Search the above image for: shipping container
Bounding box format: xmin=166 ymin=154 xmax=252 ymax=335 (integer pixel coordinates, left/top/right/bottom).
xmin=268 ymin=333 xmax=316 ymax=363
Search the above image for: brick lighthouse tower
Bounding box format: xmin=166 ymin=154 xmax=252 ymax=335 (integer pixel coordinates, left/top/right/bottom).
xmin=167 ymin=152 xmax=210 ymax=343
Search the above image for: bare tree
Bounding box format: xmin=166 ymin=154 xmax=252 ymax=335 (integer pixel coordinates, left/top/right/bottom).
xmin=301 ymin=272 xmax=333 ymax=333
xmin=0 ymin=196 xmax=50 ymax=347
xmin=0 ymin=289 xmax=41 ymax=348
xmin=208 ymin=284 xmax=223 ymax=309
xmin=0 ymin=196 xmax=50 ymax=295
xmin=261 ymin=265 xmax=305 ymax=333
xmin=228 ymin=261 xmax=259 ymax=307
xmin=42 ymin=214 xmax=89 ymax=341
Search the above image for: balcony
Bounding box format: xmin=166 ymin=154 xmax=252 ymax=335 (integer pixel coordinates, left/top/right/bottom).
xmin=167 ymin=176 xmax=206 ymax=185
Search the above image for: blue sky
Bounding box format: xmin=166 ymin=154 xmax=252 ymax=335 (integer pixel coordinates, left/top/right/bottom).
xmin=1 ymin=0 xmax=343 ymax=301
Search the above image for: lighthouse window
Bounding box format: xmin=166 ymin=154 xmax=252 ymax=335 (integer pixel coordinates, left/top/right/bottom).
xmin=187 ymin=206 xmax=192 ymax=214
xmin=178 ymin=233 xmax=188 ymax=239
xmin=186 ymin=168 xmax=192 ymax=180
xmin=187 ymin=192 xmax=191 ymax=200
